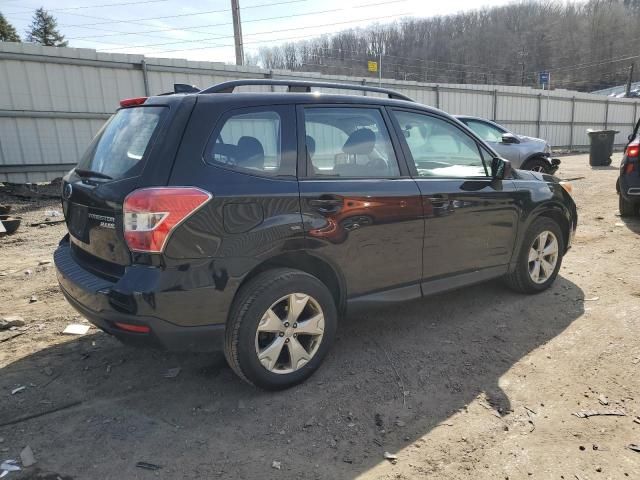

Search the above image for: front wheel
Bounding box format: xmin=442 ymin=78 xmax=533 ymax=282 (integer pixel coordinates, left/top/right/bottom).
xmin=224 ymin=268 xmax=337 ymax=390
xmin=524 ymin=157 xmax=552 ymax=174
xmin=504 ymin=217 xmax=564 ymax=294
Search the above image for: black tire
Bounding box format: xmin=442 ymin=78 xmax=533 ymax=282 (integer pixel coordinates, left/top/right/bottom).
xmin=224 ymin=268 xmax=337 ymax=390
xmin=619 ymin=194 xmax=638 ymax=217
xmin=523 ymin=157 xmax=552 ymax=174
xmin=504 ymin=217 xmax=565 ymax=294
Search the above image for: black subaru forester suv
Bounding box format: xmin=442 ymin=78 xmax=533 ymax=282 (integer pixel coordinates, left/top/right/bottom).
xmin=55 ymin=79 xmax=577 ymax=390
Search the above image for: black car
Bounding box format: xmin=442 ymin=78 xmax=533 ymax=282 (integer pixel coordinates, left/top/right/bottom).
xmin=54 ymin=80 xmax=577 ymax=390
xmin=618 ymin=119 xmax=640 ymax=216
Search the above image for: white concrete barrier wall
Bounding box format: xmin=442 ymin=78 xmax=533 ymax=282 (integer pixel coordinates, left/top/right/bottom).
xmin=1 ymin=42 xmax=637 ymax=182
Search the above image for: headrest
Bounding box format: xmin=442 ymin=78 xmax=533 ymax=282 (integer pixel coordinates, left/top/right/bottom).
xmin=342 ymin=128 xmax=376 ymax=155
xmin=237 ymin=136 xmax=264 ymax=169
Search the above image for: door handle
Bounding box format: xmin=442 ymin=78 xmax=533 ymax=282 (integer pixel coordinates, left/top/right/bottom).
xmin=427 ymin=195 xmax=448 ymax=208
xmin=309 ymin=197 xmax=343 ymax=213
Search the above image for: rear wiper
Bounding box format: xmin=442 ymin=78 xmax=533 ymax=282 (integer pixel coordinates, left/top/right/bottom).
xmin=74 ymin=168 xmax=112 ymax=180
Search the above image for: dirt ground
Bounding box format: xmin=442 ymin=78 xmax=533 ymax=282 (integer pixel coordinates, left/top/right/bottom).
xmin=1 ymin=153 xmax=639 ymax=480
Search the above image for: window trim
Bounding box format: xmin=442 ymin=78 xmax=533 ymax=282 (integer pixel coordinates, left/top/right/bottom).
xmin=201 ymin=104 xmax=297 ymax=178
xmin=296 ymin=104 xmax=411 ymax=180
xmin=388 ymin=107 xmax=493 ymax=180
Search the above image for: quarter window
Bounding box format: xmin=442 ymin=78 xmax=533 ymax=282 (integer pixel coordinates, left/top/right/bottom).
xmin=205 ymin=110 xmax=283 ymax=175
xmin=304 ymin=107 xmax=400 ymax=178
xmin=393 ymin=111 xmax=488 ymax=178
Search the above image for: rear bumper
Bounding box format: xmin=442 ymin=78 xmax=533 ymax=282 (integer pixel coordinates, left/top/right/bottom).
xmin=619 ymin=173 xmax=640 ymax=203
xmin=54 ymin=241 xmax=225 ymax=352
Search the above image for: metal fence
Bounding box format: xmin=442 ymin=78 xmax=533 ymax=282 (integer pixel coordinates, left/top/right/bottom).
xmin=1 ymin=42 xmax=638 ymax=183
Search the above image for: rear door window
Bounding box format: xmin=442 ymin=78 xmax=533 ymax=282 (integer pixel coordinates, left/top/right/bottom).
xmin=303 ymin=107 xmax=401 ymax=178
xmin=77 ymin=106 xmax=165 ymax=180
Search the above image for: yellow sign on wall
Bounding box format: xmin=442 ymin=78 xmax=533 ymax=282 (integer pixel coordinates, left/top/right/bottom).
xmin=367 ymin=61 xmax=378 ymax=72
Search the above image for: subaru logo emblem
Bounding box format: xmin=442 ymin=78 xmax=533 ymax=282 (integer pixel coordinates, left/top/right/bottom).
xmin=63 ymin=183 xmax=73 ymax=200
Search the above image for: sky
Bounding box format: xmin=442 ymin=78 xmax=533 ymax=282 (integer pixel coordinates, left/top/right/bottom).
xmin=1 ymin=0 xmax=515 ymax=64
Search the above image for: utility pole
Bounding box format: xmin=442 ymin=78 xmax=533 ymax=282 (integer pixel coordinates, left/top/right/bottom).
xmin=626 ymin=63 xmax=635 ymax=97
xmin=519 ymin=47 xmax=526 ymax=86
xmin=231 ymin=0 xmax=244 ymax=66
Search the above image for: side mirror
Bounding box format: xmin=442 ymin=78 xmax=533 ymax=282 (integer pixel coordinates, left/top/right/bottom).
xmin=629 ymin=133 xmax=635 ymax=142
xmin=501 ymin=133 xmax=519 ymax=144
xmin=491 ymin=157 xmax=512 ymax=180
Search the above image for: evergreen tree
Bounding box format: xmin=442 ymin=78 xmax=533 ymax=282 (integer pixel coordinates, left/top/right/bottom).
xmin=0 ymin=12 xmax=20 ymax=42
xmin=26 ymin=8 xmax=67 ymax=47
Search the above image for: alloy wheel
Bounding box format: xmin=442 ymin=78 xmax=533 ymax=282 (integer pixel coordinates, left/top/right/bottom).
xmin=254 ymin=293 xmax=325 ymax=374
xmin=528 ymin=230 xmax=559 ymax=284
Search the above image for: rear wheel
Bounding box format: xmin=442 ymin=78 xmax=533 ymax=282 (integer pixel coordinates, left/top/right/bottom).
xmin=504 ymin=217 xmax=564 ymax=294
xmin=524 ymin=157 xmax=552 ymax=174
xmin=619 ymin=194 xmax=638 ymax=217
xmin=224 ymin=268 xmax=337 ymax=390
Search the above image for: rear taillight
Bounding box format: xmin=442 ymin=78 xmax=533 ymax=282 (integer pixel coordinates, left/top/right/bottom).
xmin=120 ymin=97 xmax=148 ymax=107
xmin=625 ymin=143 xmax=639 ymax=174
xmin=123 ymin=187 xmax=212 ymax=253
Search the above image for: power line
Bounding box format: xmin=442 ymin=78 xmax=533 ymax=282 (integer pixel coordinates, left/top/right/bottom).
xmin=65 ymin=0 xmax=408 ymax=41
xmin=36 ymin=0 xmax=310 ymax=28
xmin=6 ymin=0 xmax=170 ymax=13
xmin=96 ymin=11 xmax=412 ymax=52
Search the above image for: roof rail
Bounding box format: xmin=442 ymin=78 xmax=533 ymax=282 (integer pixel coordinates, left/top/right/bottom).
xmin=199 ymin=79 xmax=414 ymax=102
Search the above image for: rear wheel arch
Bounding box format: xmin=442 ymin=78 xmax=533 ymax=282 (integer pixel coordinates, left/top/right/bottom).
xmin=235 ymin=252 xmax=346 ymax=316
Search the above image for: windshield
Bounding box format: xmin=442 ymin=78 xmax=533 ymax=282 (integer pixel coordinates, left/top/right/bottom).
xmin=76 ymin=106 xmax=165 ymax=180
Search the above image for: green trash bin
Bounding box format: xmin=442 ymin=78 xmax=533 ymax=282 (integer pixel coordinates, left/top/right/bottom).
xmin=587 ymin=129 xmax=619 ymax=166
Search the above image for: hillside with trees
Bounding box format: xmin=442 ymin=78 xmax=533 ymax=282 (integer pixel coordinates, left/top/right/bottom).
xmin=251 ymin=0 xmax=640 ymax=91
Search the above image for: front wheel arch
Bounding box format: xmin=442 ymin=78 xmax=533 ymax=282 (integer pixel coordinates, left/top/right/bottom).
xmin=509 ymin=204 xmax=572 ymax=273
xmin=521 ymin=155 xmax=553 ymax=172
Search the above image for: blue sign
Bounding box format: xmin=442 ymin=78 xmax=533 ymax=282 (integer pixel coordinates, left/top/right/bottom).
xmin=539 ymin=71 xmax=550 ymax=87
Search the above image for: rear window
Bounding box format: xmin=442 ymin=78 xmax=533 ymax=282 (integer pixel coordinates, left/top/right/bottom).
xmin=77 ymin=106 xmax=165 ymax=180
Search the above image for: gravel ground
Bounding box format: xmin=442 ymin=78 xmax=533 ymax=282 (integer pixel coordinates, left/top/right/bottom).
xmin=1 ymin=153 xmax=639 ymax=480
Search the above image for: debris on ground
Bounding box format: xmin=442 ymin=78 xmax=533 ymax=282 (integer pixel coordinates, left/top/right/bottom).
xmin=634 ymin=417 xmax=640 ymax=425
xmin=572 ymin=409 xmax=626 ymax=418
xmin=62 ymin=324 xmax=90 ymax=335
xmin=29 ymin=219 xmax=65 ymax=227
xmin=44 ymin=210 xmax=62 ymax=217
xmin=395 ymin=420 xmax=406 ymax=427
xmin=19 ymin=446 xmax=36 ymax=467
xmin=374 ymin=413 xmax=384 ymax=427
xmin=271 ymin=460 xmax=281 ymax=470
xmin=0 ymin=317 xmax=25 ymax=331
xmin=11 ymin=386 xmax=26 ymax=395
xmin=162 ymin=367 xmax=181 ymax=378
xmin=0 ymin=459 xmax=20 ymax=477
xmin=135 ymin=461 xmax=162 ymax=470
xmin=29 ymin=295 xmax=37 ymax=304
xmin=598 ymin=394 xmax=609 ymax=405
xmin=383 ymin=451 xmax=398 ymax=464
xmin=584 ymin=296 xmax=600 ymax=301
xmin=628 ymin=444 xmax=640 ymax=453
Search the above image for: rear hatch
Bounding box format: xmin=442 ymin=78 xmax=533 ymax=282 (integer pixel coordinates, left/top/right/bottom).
xmin=62 ymin=99 xmax=185 ymax=278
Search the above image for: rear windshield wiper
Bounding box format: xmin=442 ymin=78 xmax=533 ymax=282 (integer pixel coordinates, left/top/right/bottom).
xmin=74 ymin=168 xmax=113 ymax=180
